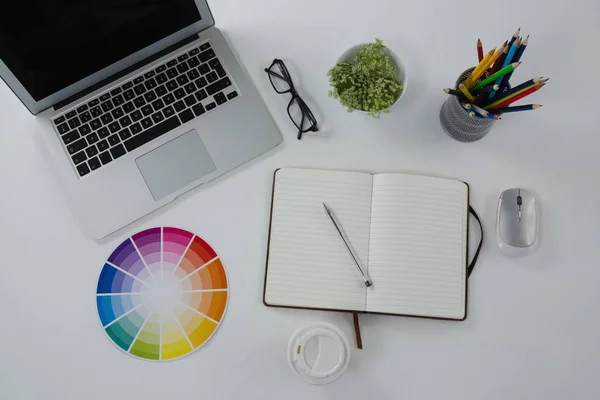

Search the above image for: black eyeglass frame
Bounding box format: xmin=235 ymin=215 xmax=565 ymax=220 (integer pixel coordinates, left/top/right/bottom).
xmin=264 ymin=59 xmax=318 ymax=140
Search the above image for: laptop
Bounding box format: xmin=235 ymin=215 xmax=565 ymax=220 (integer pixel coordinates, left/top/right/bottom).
xmin=0 ymin=0 xmax=282 ymax=239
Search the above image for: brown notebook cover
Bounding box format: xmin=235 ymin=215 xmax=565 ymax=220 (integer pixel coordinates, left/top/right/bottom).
xmin=262 ymin=168 xmax=472 ymax=346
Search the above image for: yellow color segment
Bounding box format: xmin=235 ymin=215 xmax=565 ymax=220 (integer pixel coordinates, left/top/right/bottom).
xmin=161 ymin=316 xmax=192 ymax=360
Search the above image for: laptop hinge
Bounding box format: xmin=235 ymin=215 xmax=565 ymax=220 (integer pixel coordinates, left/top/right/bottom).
xmin=54 ymin=33 xmax=199 ymax=111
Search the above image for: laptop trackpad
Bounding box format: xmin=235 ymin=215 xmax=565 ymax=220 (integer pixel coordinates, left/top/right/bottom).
xmin=135 ymin=130 xmax=216 ymax=201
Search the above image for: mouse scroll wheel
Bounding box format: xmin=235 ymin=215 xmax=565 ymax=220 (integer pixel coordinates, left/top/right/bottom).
xmin=517 ymin=196 xmax=523 ymax=206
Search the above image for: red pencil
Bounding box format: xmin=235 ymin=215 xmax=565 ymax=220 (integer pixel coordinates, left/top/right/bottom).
xmin=477 ymin=39 xmax=484 ymax=62
xmin=489 ymin=41 xmax=509 ymax=74
xmin=489 ymin=83 xmax=545 ymax=109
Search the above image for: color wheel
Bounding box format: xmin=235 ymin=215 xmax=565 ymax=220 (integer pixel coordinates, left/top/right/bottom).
xmin=96 ymin=227 xmax=229 ymax=361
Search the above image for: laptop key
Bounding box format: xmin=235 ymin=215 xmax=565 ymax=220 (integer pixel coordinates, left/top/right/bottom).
xmin=110 ymin=87 xmax=122 ymax=96
xmin=123 ymin=89 xmax=135 ymax=101
xmin=124 ymin=116 xmax=181 ymax=152
xmin=199 ymin=49 xmax=216 ymax=63
xmin=198 ymin=63 xmax=210 ymax=75
xmin=144 ymin=91 xmax=157 ymax=102
xmin=101 ymin=113 xmax=113 ymax=125
xmin=68 ymin=117 xmax=81 ymax=129
xmin=166 ymin=80 xmax=178 ymax=91
xmin=62 ymin=131 xmax=80 ymax=145
xmin=166 ymin=67 xmax=178 ymax=79
xmin=88 ymin=98 xmax=100 ymax=107
xmin=130 ymin=123 xmax=142 ymax=135
xmin=79 ymin=124 xmax=92 ymax=136
xmin=163 ymin=105 xmax=175 ymax=118
xmin=188 ymin=56 xmax=200 ymax=68
xmin=87 ymin=132 xmax=99 ymax=145
xmin=200 ymin=42 xmax=211 ymax=51
xmin=141 ymin=117 xmax=153 ymax=129
xmin=77 ymin=104 xmax=88 ymax=113
xmin=206 ymin=72 xmax=218 ymax=83
xmin=133 ymin=76 xmax=144 ymax=84
xmin=90 ymin=118 xmax=102 ymax=131
xmin=174 ymin=88 xmax=186 ymax=100
xmin=209 ymin=59 xmax=221 ymax=69
xmin=133 ymin=97 xmax=146 ymax=108
xmin=123 ymin=82 xmax=134 ymax=90
xmin=215 ymin=65 xmax=227 ymax=78
xmin=100 ymin=93 xmax=111 ymax=101
xmin=206 ymin=77 xmax=232 ymax=96
xmin=119 ymin=128 xmax=132 ymax=140
xmin=156 ymin=73 xmax=167 ymax=84
xmin=196 ymin=89 xmax=208 ymax=101
xmin=205 ymin=102 xmax=217 ymax=111
xmin=167 ymin=59 xmax=178 ymax=68
xmin=108 ymin=134 xmax=120 ymax=146
xmin=214 ymin=92 xmax=227 ymax=105
xmin=152 ymin=99 xmax=165 ymax=110
xmin=72 ymin=150 xmax=87 ymax=165
xmin=189 ymin=48 xmax=200 ymax=56
xmin=57 ymin=123 xmax=70 ymax=134
xmin=111 ymin=107 xmax=124 ymax=119
xmin=67 ymin=138 xmax=87 ymax=154
xmin=99 ymin=151 xmax=112 ymax=165
xmin=184 ymin=95 xmax=196 ymax=107
xmin=122 ymin=101 xmax=135 ymax=113
xmin=155 ymin=84 xmax=167 ymax=97
xmin=54 ymin=116 xmax=66 ymax=125
xmin=80 ymin=111 xmax=92 ymax=123
xmin=90 ymin=106 xmax=103 ymax=117
xmin=86 ymin=145 xmax=98 ymax=157
xmin=110 ymin=144 xmax=126 ymax=159
xmin=145 ymin=78 xmax=157 ymax=90
xmin=176 ymin=62 xmax=189 ymax=74
xmin=119 ymin=115 xmax=132 ymax=127
xmin=131 ymin=110 xmax=143 ymax=122
xmin=66 ymin=110 xmax=77 ymax=119
xmin=164 ymin=93 xmax=175 ymax=105
xmin=101 ymin=100 xmax=114 ymax=112
xmin=134 ymin=84 xmax=146 ymax=95
xmin=151 ymin=112 xmax=164 ymax=124
xmin=144 ymin=71 xmax=155 ymax=79
xmin=108 ymin=121 xmax=121 ymax=133
xmin=177 ymin=54 xmax=189 ymax=62
xmin=112 ymin=94 xmax=124 ymax=106
xmin=141 ymin=105 xmax=153 ymax=116
xmin=195 ymin=76 xmax=208 ymax=89
xmin=176 ymin=75 xmax=189 ymax=86
xmin=192 ymin=103 xmax=206 ymax=117
xmin=184 ymin=82 xmax=196 ymax=94
xmin=187 ymin=68 xmax=200 ymax=80
xmin=88 ymin=157 xmax=101 ymax=171
xmin=179 ymin=109 xmax=194 ymax=124
xmin=227 ymin=91 xmax=239 ymax=100
xmin=156 ymin=65 xmax=167 ymax=73
xmin=98 ymin=127 xmax=110 ymax=139
xmin=173 ymin=100 xmax=186 ymax=112
xmin=77 ymin=163 xmax=90 ymax=177
xmin=97 ymin=139 xmax=109 ymax=152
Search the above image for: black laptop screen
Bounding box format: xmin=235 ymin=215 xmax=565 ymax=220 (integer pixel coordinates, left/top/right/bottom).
xmin=0 ymin=0 xmax=201 ymax=101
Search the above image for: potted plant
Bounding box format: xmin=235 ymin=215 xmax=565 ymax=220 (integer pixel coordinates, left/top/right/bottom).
xmin=327 ymin=39 xmax=406 ymax=118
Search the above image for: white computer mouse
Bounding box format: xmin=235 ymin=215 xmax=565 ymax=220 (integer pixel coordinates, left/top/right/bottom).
xmin=496 ymin=188 xmax=539 ymax=256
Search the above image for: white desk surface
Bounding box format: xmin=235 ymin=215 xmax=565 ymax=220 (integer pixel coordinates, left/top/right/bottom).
xmin=1 ymin=1 xmax=599 ymax=399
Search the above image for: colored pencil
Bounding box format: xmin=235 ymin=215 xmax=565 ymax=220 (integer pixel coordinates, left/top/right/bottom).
xmin=467 ymin=47 xmax=501 ymax=88
xmin=502 ymin=35 xmax=529 ymax=86
xmin=484 ymin=77 xmax=545 ymax=105
xmin=489 ymin=43 xmax=509 ymax=75
xmin=477 ymin=39 xmax=484 ymax=62
xmin=493 ymin=104 xmax=542 ymax=114
xmin=461 ymin=102 xmax=472 ymax=110
xmin=489 ymin=37 xmax=521 ymax=99
xmin=487 ymin=83 xmax=545 ymax=110
xmin=471 ymin=104 xmax=489 ymax=117
xmin=472 ymin=84 xmax=499 ymax=95
xmin=507 ymin=27 xmax=521 ymax=48
xmin=458 ymin=83 xmax=475 ymax=102
xmin=471 ymin=62 xmax=521 ymax=91
xmin=443 ymin=88 xmax=467 ymax=101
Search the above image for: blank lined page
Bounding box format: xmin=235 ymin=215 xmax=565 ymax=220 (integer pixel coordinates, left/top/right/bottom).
xmin=265 ymin=168 xmax=373 ymax=311
xmin=366 ymin=174 xmax=468 ymax=319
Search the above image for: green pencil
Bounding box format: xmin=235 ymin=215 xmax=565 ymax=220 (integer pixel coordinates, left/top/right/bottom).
xmin=471 ymin=62 xmax=521 ymax=91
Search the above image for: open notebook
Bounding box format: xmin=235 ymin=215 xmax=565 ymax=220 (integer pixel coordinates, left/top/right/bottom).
xmin=263 ymin=168 xmax=470 ymax=320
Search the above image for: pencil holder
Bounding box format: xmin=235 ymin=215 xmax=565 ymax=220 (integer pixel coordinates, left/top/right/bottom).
xmin=439 ymin=68 xmax=497 ymax=142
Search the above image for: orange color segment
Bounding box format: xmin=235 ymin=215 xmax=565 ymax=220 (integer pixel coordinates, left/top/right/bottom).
xmin=178 ymin=236 xmax=218 ymax=275
xmin=183 ymin=290 xmax=228 ymax=322
xmin=182 ymin=258 xmax=228 ymax=291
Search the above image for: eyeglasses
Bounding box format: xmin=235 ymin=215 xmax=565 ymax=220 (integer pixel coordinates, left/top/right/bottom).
xmin=264 ymin=59 xmax=318 ymax=140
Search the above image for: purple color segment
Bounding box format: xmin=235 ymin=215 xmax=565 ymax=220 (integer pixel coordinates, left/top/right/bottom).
xmin=108 ymin=238 xmax=146 ymax=277
xmin=132 ymin=228 xmax=161 ymax=266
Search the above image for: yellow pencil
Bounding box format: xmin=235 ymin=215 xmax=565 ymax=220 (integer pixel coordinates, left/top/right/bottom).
xmin=465 ymin=48 xmax=496 ymax=87
xmin=467 ymin=46 xmax=503 ymax=89
xmin=458 ymin=83 xmax=475 ymax=102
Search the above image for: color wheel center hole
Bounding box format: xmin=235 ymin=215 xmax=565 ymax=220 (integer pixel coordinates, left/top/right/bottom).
xmin=141 ymin=273 xmax=183 ymax=314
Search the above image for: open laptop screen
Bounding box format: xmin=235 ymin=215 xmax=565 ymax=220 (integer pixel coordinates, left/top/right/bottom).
xmin=0 ymin=0 xmax=201 ymax=102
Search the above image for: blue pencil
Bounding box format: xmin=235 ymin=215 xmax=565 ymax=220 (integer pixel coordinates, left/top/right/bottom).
xmin=489 ymin=37 xmax=522 ymax=99
xmin=480 ymin=77 xmax=545 ymax=107
xmin=507 ymin=27 xmax=521 ymax=48
xmin=501 ymin=35 xmax=529 ymax=87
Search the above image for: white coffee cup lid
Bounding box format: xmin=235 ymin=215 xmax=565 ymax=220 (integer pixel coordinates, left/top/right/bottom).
xmin=287 ymin=322 xmax=351 ymax=385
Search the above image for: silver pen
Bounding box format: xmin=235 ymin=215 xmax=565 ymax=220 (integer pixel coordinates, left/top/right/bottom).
xmin=322 ymin=203 xmax=372 ymax=287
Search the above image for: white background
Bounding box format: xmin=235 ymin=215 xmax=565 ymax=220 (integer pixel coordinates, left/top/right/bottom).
xmin=1 ymin=0 xmax=599 ymax=399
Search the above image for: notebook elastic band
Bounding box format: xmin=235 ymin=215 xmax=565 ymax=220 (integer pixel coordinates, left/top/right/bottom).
xmin=467 ymin=206 xmax=483 ymax=278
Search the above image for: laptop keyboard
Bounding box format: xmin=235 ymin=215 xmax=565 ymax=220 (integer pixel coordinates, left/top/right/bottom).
xmin=53 ymin=42 xmax=239 ymax=177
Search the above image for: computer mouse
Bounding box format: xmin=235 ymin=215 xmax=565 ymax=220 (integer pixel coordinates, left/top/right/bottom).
xmin=496 ymin=188 xmax=539 ymax=256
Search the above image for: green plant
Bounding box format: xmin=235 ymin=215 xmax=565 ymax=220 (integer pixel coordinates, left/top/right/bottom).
xmin=328 ymin=39 xmax=403 ymax=118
